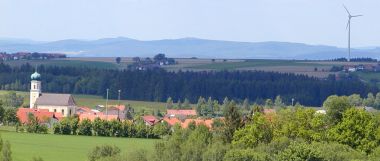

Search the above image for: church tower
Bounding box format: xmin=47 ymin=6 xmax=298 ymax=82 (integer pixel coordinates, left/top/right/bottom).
xmin=30 ymin=71 xmax=41 ymax=108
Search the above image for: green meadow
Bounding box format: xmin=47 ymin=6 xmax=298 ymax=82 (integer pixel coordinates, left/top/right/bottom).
xmin=0 ymin=90 xmax=168 ymax=112
xmin=0 ymin=131 xmax=156 ymax=161
xmin=186 ymin=59 xmax=330 ymax=70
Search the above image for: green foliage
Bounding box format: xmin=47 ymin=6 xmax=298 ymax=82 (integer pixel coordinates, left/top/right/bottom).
xmin=59 ymin=118 xmax=72 ymax=135
xmin=25 ymin=113 xmax=48 ymax=134
xmin=109 ymin=119 xmax=122 ymax=137
xmin=364 ymin=93 xmax=375 ymax=107
xmin=2 ymin=141 xmax=12 ymax=161
xmin=223 ymin=101 xmax=242 ymax=143
xmin=233 ymin=114 xmax=273 ymax=148
xmin=369 ymin=146 xmax=380 ymax=160
xmin=202 ymin=141 xmax=228 ymax=161
xmin=0 ymin=103 xmax=4 ymax=124
xmin=252 ymin=104 xmax=264 ymax=114
xmin=223 ymin=149 xmax=269 ymax=161
xmin=242 ymin=98 xmax=250 ymax=111
xmin=152 ymin=122 xmax=170 ymax=138
xmin=147 ymin=96 xmax=380 ymax=161
xmin=276 ymin=141 xmax=323 ymax=161
xmin=78 ymin=119 xmax=92 ymax=136
xmin=181 ymin=125 xmax=212 ymax=161
xmin=125 ymin=149 xmax=148 ymax=161
xmin=348 ymin=94 xmax=363 ymax=106
xmin=0 ymin=91 xmax=24 ymax=108
xmin=323 ymin=95 xmax=352 ymax=125
xmin=328 ymin=108 xmax=380 ymax=154
xmin=273 ymin=108 xmax=327 ymax=142
xmin=265 ymin=99 xmax=273 ymax=109
xmin=166 ymin=97 xmax=173 ymax=109
xmin=152 ymin=124 xmax=217 ymax=161
xmin=196 ymin=97 xmax=207 ymax=116
xmin=88 ymin=145 xmax=121 ymax=161
xmin=0 ymin=63 xmax=377 ymax=107
xmin=311 ymin=142 xmax=366 ymax=161
xmin=183 ymin=98 xmax=191 ymax=109
xmin=274 ymin=95 xmax=285 ymax=109
xmin=3 ymin=108 xmax=18 ymax=126
xmin=177 ymin=99 xmax=182 ymax=109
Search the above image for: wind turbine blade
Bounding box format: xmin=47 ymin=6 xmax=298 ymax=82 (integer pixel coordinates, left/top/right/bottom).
xmin=343 ymin=4 xmax=351 ymax=15
xmin=352 ymin=15 xmax=363 ymax=17
xmin=346 ymin=21 xmax=349 ymax=30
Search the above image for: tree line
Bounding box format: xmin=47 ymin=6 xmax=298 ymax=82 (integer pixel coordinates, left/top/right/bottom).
xmin=51 ymin=116 xmax=170 ymax=139
xmin=0 ymin=63 xmax=377 ymax=106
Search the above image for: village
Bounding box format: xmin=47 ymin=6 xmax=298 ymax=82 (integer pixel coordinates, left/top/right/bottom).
xmin=15 ymin=70 xmax=225 ymax=131
xmin=0 ymin=52 xmax=66 ymax=61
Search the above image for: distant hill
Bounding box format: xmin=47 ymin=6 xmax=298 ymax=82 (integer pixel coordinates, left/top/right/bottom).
xmin=0 ymin=37 xmax=379 ymax=59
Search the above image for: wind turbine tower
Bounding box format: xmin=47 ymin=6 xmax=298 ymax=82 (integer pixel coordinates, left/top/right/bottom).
xmin=343 ymin=5 xmax=362 ymax=62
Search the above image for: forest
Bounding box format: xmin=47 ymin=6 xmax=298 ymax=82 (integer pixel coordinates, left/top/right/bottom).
xmin=0 ymin=63 xmax=377 ymax=106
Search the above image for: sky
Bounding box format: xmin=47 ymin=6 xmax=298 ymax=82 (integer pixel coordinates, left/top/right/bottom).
xmin=0 ymin=0 xmax=378 ymax=47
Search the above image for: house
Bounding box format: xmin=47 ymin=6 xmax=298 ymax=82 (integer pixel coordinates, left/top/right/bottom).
xmin=163 ymin=117 xmax=182 ymax=126
xmin=17 ymin=108 xmax=63 ymax=125
xmin=76 ymin=107 xmax=93 ymax=114
xmin=106 ymin=105 xmax=126 ymax=120
xmin=78 ymin=112 xmax=118 ymax=121
xmin=162 ymin=117 xmax=219 ymax=129
xmin=181 ymin=119 xmax=213 ymax=129
xmin=142 ymin=115 xmax=161 ymax=126
xmin=315 ymin=110 xmax=327 ymax=114
xmin=343 ymin=65 xmax=357 ymax=72
xmin=263 ymin=109 xmax=276 ymax=114
xmin=166 ymin=109 xmax=197 ymax=117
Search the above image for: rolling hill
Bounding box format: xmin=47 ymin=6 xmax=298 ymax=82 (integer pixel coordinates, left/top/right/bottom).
xmin=0 ymin=37 xmax=379 ymax=59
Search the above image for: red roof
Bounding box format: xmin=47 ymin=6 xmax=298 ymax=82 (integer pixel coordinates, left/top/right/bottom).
xmin=162 ymin=117 xmax=216 ymax=129
xmin=181 ymin=119 xmax=213 ymax=129
xmin=167 ymin=110 xmax=197 ymax=116
xmin=163 ymin=117 xmax=182 ymax=126
xmin=76 ymin=107 xmax=92 ymax=114
xmin=79 ymin=112 xmax=118 ymax=121
xmin=17 ymin=108 xmax=60 ymax=124
xmin=263 ymin=109 xmax=276 ymax=114
xmin=105 ymin=105 xmax=126 ymax=111
xmin=142 ymin=115 xmax=160 ymax=126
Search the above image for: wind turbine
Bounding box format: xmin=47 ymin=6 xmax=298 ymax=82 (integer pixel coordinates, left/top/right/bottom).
xmin=343 ymin=5 xmax=363 ymax=62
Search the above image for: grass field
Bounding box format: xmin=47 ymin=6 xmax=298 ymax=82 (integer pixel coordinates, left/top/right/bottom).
xmin=4 ymin=57 xmax=379 ymax=79
xmin=0 ymin=90 xmax=168 ymax=112
xmin=0 ymin=131 xmax=156 ymax=161
xmin=186 ymin=59 xmax=324 ymax=70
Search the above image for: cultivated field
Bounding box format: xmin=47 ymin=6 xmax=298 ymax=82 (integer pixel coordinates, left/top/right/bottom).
xmin=0 ymin=131 xmax=156 ymax=161
xmin=4 ymin=58 xmax=378 ymax=78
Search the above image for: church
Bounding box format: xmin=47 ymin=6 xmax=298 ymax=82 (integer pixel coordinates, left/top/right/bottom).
xmin=29 ymin=71 xmax=77 ymax=117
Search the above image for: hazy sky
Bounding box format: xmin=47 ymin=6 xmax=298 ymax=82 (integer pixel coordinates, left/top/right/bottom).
xmin=0 ymin=0 xmax=378 ymax=47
